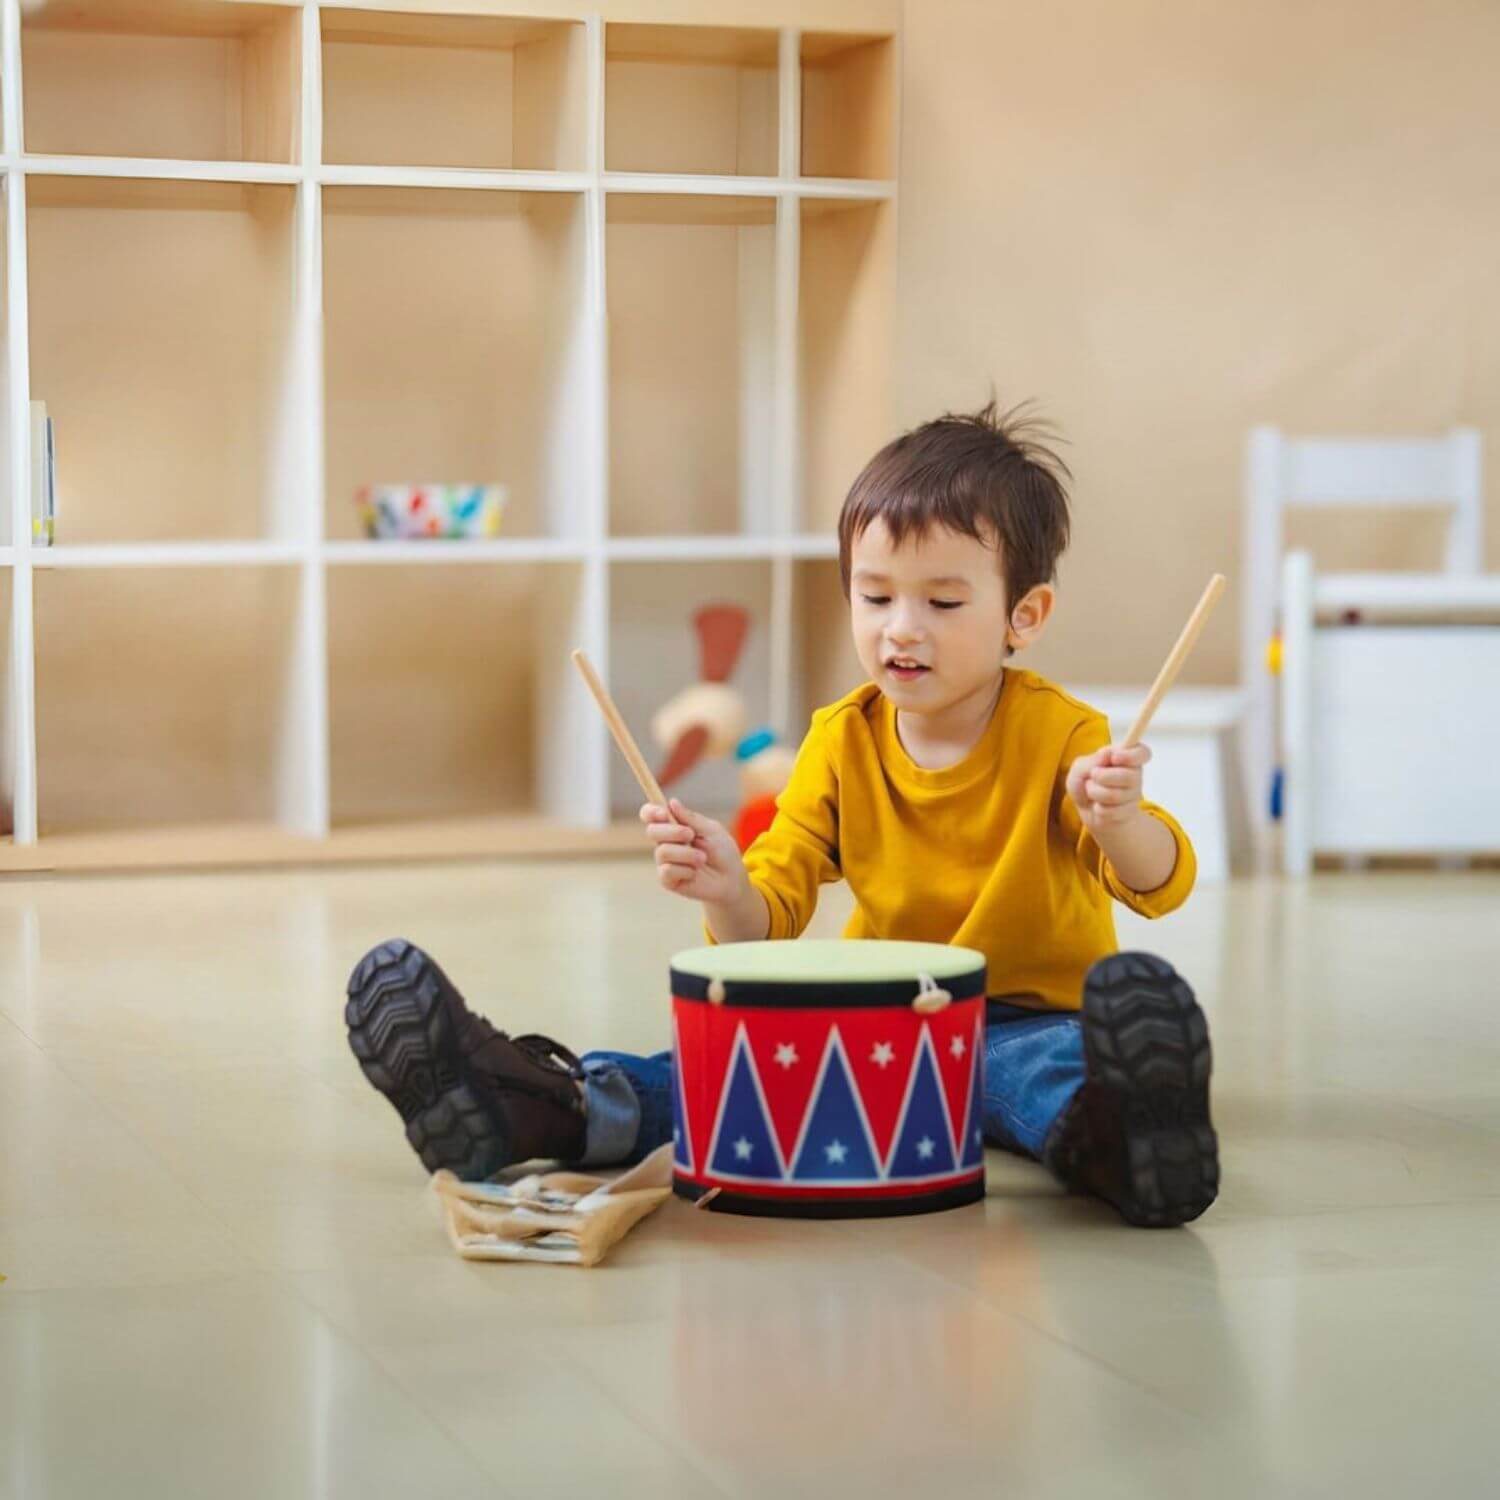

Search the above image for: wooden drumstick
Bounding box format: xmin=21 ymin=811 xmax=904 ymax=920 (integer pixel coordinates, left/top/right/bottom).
xmin=1121 ymin=574 xmax=1226 ymax=749
xmin=571 ymin=649 xmax=679 ymax=820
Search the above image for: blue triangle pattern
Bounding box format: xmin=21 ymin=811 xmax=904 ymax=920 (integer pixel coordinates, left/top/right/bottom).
xmin=790 ymin=1040 xmax=880 ymax=1181
xmin=671 ymin=1043 xmax=693 ymax=1173
xmin=889 ymin=1041 xmax=958 ymax=1178
xmin=708 ymin=1035 xmax=782 ymax=1180
xmin=960 ymin=1025 xmax=985 ymax=1168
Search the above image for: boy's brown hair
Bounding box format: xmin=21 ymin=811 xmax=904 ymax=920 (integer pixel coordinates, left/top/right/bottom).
xmin=837 ymin=399 xmax=1073 ymax=608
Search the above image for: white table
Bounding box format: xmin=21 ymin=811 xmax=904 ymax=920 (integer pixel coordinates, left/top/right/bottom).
xmin=1279 ymin=557 xmax=1500 ymax=875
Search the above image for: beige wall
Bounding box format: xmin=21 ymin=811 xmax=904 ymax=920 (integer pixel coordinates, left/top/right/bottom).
xmin=897 ymin=0 xmax=1500 ymax=685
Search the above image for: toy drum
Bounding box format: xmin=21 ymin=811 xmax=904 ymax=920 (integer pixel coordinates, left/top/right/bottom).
xmin=670 ymin=940 xmax=988 ymax=1218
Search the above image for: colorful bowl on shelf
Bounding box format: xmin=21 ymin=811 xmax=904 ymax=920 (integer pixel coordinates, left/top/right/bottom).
xmin=356 ymin=484 xmax=507 ymax=541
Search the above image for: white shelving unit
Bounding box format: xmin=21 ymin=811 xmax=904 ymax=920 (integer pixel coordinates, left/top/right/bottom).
xmin=1 ymin=0 xmax=897 ymax=871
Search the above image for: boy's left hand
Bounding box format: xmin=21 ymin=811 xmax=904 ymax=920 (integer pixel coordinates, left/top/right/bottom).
xmin=1066 ymin=743 xmax=1151 ymax=835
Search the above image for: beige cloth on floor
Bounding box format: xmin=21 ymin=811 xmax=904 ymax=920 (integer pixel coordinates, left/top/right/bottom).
xmin=432 ymin=1144 xmax=674 ymax=1267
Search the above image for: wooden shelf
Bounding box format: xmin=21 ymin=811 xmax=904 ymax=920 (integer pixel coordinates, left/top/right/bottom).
xmin=327 ymin=560 xmax=595 ymax=830
xmin=792 ymin=555 xmax=865 ymax=735
xmin=33 ymin=542 xmax=304 ymax=569
xmin=0 ymin=568 xmax=12 ymax=836
xmin=323 ymin=185 xmax=593 ymax=544
xmin=1 ymin=179 xmax=9 ymax=553
xmin=322 ymin=539 xmax=586 ymax=565
xmin=33 ymin=566 xmax=300 ymax=837
xmin=800 ymin=32 xmax=896 ymax=180
xmin=3 ymin=6 xmax=897 ymax=874
xmin=606 ymin=192 xmax=776 ymax=539
xmin=607 ymin=557 xmax=776 ymax=818
xmin=0 ymin=815 xmax=646 ymax=874
xmin=605 ymin=534 xmax=837 ymax=561
xmin=20 ymin=0 xmax=300 ymax=164
xmin=18 ymin=155 xmax=302 ymax=184
xmin=316 ymin=164 xmax=589 ymax=192
xmin=605 ymin=24 xmax=779 ymax=178
xmin=604 ymin=190 xmax=778 ymax=226
xmin=798 ymin=196 xmax=896 ymax=533
xmin=321 ymin=9 xmax=586 ymax=172
xmin=26 ymin=175 xmax=299 ymax=545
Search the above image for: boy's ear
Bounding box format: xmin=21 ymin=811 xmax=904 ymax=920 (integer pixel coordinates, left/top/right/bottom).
xmin=1005 ymin=583 xmax=1055 ymax=652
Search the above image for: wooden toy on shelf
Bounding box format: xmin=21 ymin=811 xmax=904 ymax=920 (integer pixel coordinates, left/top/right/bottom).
xmin=575 ymin=605 xmax=796 ymax=853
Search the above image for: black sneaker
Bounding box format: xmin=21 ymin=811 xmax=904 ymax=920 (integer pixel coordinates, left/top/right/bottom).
xmin=345 ymin=939 xmax=588 ymax=1179
xmin=1043 ymin=952 xmax=1219 ymax=1228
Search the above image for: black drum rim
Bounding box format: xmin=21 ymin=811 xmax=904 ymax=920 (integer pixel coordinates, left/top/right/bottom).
xmin=673 ymin=1174 xmax=985 ymax=1219
xmin=669 ymin=966 xmax=987 ymax=1008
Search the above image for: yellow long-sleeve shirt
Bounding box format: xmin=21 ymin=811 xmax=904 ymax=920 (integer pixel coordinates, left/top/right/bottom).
xmin=724 ymin=670 xmax=1196 ymax=1011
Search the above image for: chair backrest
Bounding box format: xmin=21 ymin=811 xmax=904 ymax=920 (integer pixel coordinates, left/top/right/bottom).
xmin=1240 ymin=425 xmax=1483 ymax=838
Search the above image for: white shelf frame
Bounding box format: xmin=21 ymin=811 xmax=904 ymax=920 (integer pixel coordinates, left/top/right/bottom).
xmin=0 ymin=0 xmax=896 ymax=858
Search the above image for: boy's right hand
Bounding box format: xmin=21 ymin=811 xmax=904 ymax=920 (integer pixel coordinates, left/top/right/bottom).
xmin=640 ymin=798 xmax=749 ymax=905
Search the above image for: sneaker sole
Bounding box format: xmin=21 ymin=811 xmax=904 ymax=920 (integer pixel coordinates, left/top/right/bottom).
xmin=345 ymin=939 xmax=512 ymax=1179
xmin=1080 ymin=952 xmax=1219 ymax=1228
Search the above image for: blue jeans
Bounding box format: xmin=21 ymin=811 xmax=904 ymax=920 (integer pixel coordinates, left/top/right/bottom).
xmin=576 ymin=1000 xmax=1084 ymax=1169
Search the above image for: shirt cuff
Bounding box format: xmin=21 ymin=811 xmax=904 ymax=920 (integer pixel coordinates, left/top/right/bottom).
xmin=1086 ymin=806 xmax=1198 ymax=918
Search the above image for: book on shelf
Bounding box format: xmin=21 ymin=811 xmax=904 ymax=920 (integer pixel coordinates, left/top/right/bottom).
xmin=29 ymin=400 xmax=56 ymax=547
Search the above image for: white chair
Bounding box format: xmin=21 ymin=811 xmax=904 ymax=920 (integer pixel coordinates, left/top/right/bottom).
xmin=1241 ymin=425 xmax=1483 ymax=859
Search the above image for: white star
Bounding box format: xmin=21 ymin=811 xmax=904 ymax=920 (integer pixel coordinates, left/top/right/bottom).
xmin=916 ymin=1136 xmax=935 ymax=1160
xmin=870 ymin=1041 xmax=895 ymax=1069
xmin=974 ymin=1129 xmax=983 ymax=1145
xmin=824 ymin=1139 xmax=848 ymax=1165
xmin=949 ymin=1035 xmax=967 ymax=1060
xmin=774 ymin=1042 xmax=799 ymax=1070
xmin=733 ymin=1136 xmax=754 ymax=1161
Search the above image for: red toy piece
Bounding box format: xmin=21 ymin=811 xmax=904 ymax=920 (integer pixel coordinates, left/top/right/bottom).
xmin=733 ymin=793 xmax=779 ymax=852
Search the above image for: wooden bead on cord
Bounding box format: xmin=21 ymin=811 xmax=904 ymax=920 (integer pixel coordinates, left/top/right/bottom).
xmin=912 ymin=973 xmax=952 ymax=1014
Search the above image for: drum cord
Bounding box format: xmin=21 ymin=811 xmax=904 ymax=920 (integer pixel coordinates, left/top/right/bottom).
xmin=913 ymin=974 xmax=953 ymax=1013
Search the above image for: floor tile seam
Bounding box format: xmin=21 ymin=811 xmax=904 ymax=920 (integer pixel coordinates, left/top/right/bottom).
xmin=1334 ymin=1085 xmax=1500 ymax=1139
xmin=1208 ymin=1189 xmax=1500 ymax=1223
xmin=1208 ymin=1195 xmax=1500 ymax=1230
xmin=0 ymin=1266 xmax=283 ymax=1314
xmin=0 ymin=1008 xmax=46 ymax=1054
xmin=0 ymin=1263 xmax=268 ymax=1296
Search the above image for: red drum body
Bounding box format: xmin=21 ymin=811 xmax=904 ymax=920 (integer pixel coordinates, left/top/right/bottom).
xmin=670 ymin=940 xmax=987 ymax=1218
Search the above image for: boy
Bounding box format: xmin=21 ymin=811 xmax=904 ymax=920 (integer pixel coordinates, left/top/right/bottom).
xmin=346 ymin=402 xmax=1219 ymax=1228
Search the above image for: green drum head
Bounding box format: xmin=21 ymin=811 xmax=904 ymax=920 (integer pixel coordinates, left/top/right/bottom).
xmin=670 ymin=938 xmax=985 ymax=984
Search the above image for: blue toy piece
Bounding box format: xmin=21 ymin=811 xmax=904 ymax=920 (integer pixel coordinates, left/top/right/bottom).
xmin=735 ymin=727 xmax=777 ymax=761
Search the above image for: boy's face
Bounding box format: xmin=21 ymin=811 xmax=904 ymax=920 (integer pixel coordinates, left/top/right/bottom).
xmin=849 ymin=518 xmax=1050 ymax=715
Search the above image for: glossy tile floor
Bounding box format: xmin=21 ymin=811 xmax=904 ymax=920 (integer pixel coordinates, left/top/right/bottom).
xmin=1 ymin=861 xmax=1497 ymax=1498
